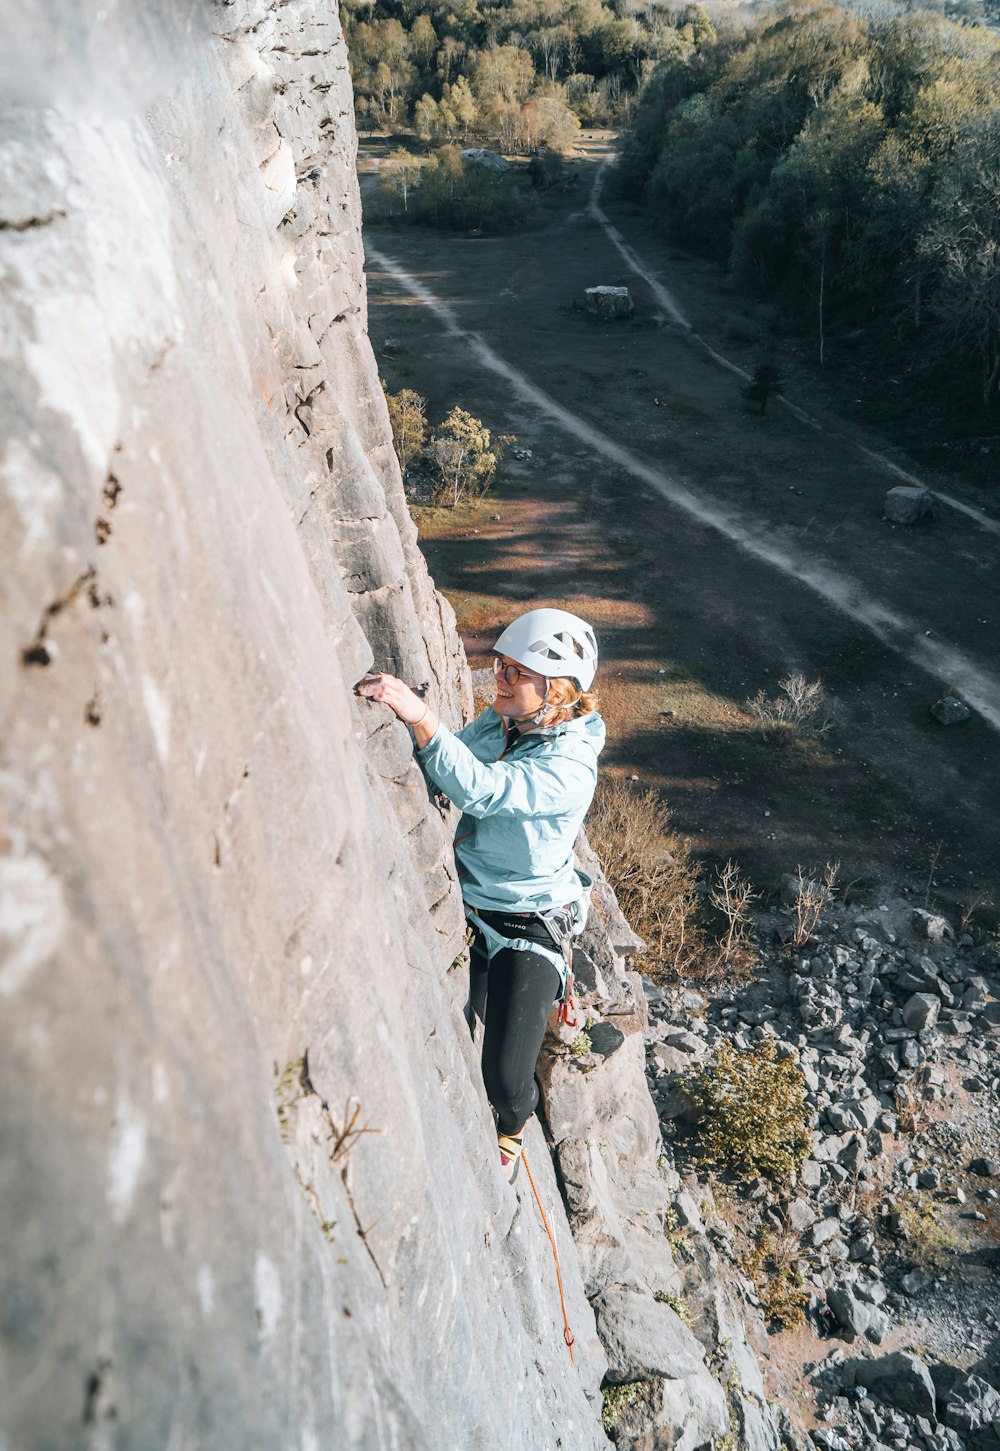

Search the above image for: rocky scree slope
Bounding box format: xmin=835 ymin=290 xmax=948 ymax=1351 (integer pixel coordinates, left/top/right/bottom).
xmin=648 ymin=885 xmax=1000 ymax=1450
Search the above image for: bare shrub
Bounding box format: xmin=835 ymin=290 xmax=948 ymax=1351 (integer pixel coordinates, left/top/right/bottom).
xmin=790 ymin=861 xmax=839 ymax=947
xmin=588 ymin=779 xmax=758 ymax=983
xmin=742 ymin=1227 xmax=808 ymax=1329
xmin=709 ymin=860 xmax=757 ymax=976
xmin=894 ymin=1079 xmax=925 ymax=1136
xmin=746 ymin=673 xmax=836 ymax=742
xmin=328 ymin=1098 xmax=382 ymax=1164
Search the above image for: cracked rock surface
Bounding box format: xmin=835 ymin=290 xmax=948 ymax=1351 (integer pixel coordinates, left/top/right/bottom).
xmin=0 ymin=7 xmax=609 ymax=1447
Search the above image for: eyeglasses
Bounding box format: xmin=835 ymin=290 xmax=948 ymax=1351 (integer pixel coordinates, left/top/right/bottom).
xmin=492 ymin=656 xmax=545 ymax=688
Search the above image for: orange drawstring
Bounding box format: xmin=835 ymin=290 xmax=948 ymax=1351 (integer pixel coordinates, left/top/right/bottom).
xmin=521 ymin=1148 xmax=576 ymax=1364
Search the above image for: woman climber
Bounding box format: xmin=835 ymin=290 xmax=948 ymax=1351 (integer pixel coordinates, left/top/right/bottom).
xmin=357 ymin=608 xmax=604 ymax=1183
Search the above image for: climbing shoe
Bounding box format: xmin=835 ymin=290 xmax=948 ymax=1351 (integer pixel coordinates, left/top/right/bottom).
xmin=497 ymin=1132 xmax=523 ymax=1185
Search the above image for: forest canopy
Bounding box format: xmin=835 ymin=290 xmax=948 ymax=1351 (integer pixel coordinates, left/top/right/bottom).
xmin=342 ymin=0 xmax=719 ymax=145
xmin=616 ymin=3 xmax=1000 ymax=410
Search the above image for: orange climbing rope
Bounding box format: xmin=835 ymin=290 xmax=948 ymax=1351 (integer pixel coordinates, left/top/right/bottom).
xmin=520 ymin=1148 xmax=576 ymax=1365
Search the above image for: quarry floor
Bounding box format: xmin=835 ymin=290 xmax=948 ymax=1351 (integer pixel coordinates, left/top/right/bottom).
xmin=361 ymin=134 xmax=1000 ymax=914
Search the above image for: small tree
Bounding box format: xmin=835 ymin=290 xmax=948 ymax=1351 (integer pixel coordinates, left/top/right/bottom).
xmin=414 ymin=93 xmax=442 ymax=142
xmin=377 ymin=150 xmax=422 ymax=216
xmin=383 ymin=384 xmax=427 ymax=478
xmin=528 ymin=94 xmax=581 ymax=155
xmin=429 ymin=407 xmax=515 ymax=505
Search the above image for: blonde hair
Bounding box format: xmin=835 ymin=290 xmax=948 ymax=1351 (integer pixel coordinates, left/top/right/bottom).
xmin=545 ymin=676 xmax=599 ymax=724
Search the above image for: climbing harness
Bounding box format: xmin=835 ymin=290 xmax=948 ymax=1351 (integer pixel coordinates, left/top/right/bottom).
xmin=466 ymin=909 xmax=572 ymax=997
xmin=521 ymin=1148 xmax=575 ymax=1364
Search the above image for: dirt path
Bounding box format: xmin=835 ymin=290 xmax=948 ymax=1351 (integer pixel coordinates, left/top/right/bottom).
xmin=364 ymin=138 xmax=1000 ymax=906
xmin=588 ymin=158 xmax=1000 ymax=543
xmin=368 ymin=242 xmax=1000 ymax=735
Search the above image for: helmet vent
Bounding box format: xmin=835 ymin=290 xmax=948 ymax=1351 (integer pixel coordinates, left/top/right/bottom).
xmin=531 ymin=640 xmax=564 ymax=660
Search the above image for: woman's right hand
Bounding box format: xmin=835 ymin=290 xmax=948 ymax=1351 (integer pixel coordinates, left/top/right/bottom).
xmin=356 ymin=672 xmax=439 ymax=746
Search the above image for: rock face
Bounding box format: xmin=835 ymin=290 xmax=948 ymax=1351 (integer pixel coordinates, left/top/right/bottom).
xmin=0 ymin=7 xmax=611 ymax=1447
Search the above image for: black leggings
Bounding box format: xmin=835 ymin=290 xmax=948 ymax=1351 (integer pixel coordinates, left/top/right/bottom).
xmin=466 ymin=910 xmax=563 ymax=1138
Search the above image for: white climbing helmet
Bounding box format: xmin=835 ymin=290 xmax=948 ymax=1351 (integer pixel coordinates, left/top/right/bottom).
xmin=493 ymin=608 xmax=599 ymax=691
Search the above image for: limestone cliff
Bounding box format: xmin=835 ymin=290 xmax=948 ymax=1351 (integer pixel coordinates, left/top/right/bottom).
xmin=0 ymin=6 xmax=780 ymax=1449
xmin=2 ymin=3 xmax=598 ymax=1444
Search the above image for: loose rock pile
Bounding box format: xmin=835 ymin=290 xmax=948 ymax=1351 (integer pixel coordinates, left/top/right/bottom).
xmin=642 ymin=885 xmax=1000 ymax=1448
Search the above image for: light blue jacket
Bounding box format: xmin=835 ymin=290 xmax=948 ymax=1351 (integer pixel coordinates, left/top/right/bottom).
xmin=415 ymin=708 xmax=606 ymax=914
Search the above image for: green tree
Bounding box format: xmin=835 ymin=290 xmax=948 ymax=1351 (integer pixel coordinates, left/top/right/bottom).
xmin=377 ymin=149 xmax=423 ymax=214
xmin=383 ymin=384 xmax=428 ymax=476
xmin=919 ymin=116 xmax=1000 ymax=408
xmin=429 ymin=408 xmax=515 ymax=504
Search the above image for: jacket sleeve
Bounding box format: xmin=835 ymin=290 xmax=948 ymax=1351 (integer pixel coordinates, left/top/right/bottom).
xmin=416 ymin=722 xmax=593 ymax=819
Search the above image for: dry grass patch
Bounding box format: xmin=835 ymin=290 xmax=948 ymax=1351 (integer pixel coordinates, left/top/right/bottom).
xmin=897 ymin=1199 xmax=966 ymax=1274
xmin=587 ymin=776 xmax=759 ymax=983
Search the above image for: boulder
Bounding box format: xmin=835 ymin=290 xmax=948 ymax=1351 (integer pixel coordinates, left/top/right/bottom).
xmin=827 ymin=1285 xmax=872 ymax=1340
xmin=594 ymin=1288 xmax=705 ymax=1381
xmin=805 ymin=1216 xmax=843 ymax=1249
xmin=902 ymin=993 xmax=941 ymax=1031
xmin=788 ymin=1197 xmax=818 ymax=1233
xmin=902 ymin=1267 xmax=932 ymax=1295
xmin=459 ymin=147 xmax=510 ymax=172
xmin=931 ymin=695 xmax=972 ymax=725
xmin=594 ymin=1288 xmax=730 ymax=1451
xmin=912 ymin=909 xmax=951 ymax=941
xmin=850 ymin=1352 xmax=936 ymax=1419
xmin=584 ymin=286 xmax=634 ymax=321
xmin=941 ymin=1372 xmax=1000 ymax=1433
xmin=884 ymin=485 xmax=933 ymax=524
